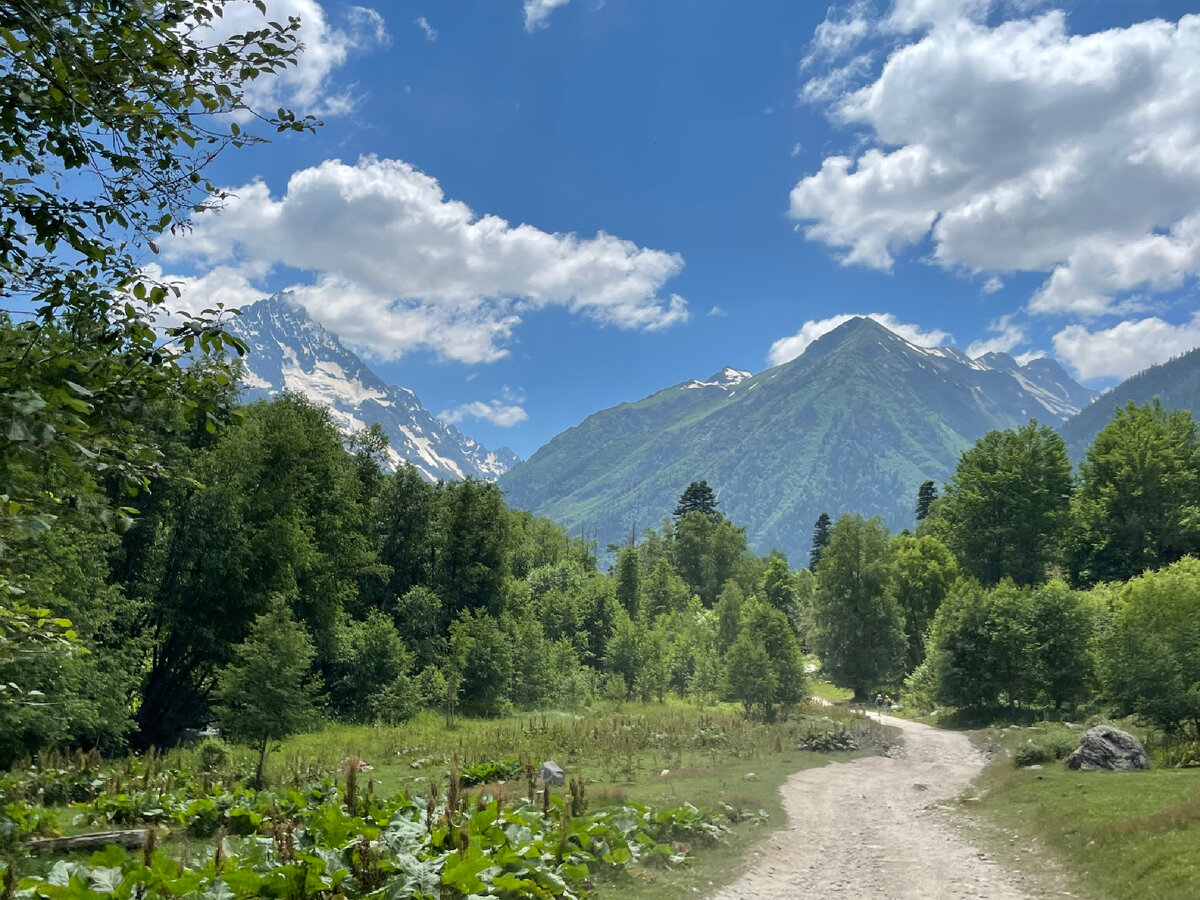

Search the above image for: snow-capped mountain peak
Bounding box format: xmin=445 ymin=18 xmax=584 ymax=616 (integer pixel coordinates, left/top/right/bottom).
xmin=681 ymin=366 xmax=753 ymax=391
xmin=228 ymin=294 xmax=519 ymax=482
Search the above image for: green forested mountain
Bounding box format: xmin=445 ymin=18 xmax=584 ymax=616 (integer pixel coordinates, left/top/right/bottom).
xmin=499 ymin=317 xmax=1096 ymax=561
xmin=1060 ymin=346 xmax=1200 ymax=461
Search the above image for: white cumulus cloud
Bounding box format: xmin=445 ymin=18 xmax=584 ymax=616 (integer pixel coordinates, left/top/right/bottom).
xmin=414 ymin=15 xmax=437 ymax=41
xmin=440 ymin=399 xmax=529 ymax=428
xmin=767 ymin=313 xmax=951 ymax=367
xmin=524 ymin=0 xmax=571 ymax=31
xmin=1052 ymin=314 xmax=1200 ymax=380
xmin=790 ymin=5 xmax=1200 ymax=317
xmin=207 ymin=0 xmax=389 ymax=117
xmin=804 ymin=1 xmax=874 ymax=67
xmin=164 ymin=156 xmax=687 ymax=363
xmin=965 ymin=315 xmax=1026 ymax=357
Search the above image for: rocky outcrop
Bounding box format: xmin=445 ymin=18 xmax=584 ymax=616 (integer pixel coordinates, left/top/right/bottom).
xmin=1065 ymin=725 xmax=1148 ymax=771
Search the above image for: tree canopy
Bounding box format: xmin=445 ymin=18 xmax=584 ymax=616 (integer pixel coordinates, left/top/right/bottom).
xmin=811 ymin=514 xmax=905 ymax=698
xmin=1070 ymin=401 xmax=1200 ymax=586
xmin=674 ymin=481 xmax=719 ymax=520
xmin=931 ymin=421 xmax=1072 ymax=587
xmin=1 ymin=0 xmax=314 ymax=534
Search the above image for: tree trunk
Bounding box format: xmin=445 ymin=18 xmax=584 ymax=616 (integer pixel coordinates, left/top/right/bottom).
xmin=256 ymin=735 xmax=268 ymax=788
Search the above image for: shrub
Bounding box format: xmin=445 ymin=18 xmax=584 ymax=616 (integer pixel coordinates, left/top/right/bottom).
xmin=797 ymin=730 xmax=859 ymax=752
xmin=1012 ymin=731 xmax=1077 ymax=767
xmin=458 ymin=759 xmax=522 ymax=787
xmin=1151 ymin=740 xmax=1200 ymax=769
xmin=371 ymin=673 xmax=420 ymax=725
xmin=197 ymin=737 xmax=230 ymax=772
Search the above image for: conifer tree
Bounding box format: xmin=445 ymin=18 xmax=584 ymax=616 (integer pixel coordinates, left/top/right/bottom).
xmin=673 ymin=481 xmax=719 ymax=520
xmin=915 ymin=481 xmax=938 ymax=522
xmin=810 ymin=512 xmax=832 ymax=570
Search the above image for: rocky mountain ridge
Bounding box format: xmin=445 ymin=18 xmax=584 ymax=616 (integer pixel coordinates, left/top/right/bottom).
xmin=227 ymin=294 xmax=519 ymax=482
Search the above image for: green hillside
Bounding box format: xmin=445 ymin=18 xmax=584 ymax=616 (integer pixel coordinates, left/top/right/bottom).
xmin=1061 ymin=346 xmax=1200 ymax=461
xmin=500 ymin=317 xmax=1082 ymax=562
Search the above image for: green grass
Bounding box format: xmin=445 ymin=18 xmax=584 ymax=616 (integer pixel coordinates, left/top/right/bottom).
xmin=273 ymin=700 xmax=885 ymax=899
xmin=966 ymin=725 xmax=1200 ymax=899
xmin=809 ymin=681 xmax=854 ymax=703
xmin=5 ymin=701 xmax=886 ymax=898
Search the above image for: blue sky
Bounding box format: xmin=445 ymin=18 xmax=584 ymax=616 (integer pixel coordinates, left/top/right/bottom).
xmin=163 ymin=0 xmax=1200 ymax=459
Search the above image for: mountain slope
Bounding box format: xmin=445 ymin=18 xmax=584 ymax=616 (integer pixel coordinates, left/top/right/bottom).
xmin=1060 ymin=346 xmax=1200 ymax=461
xmin=229 ymin=294 xmax=519 ymax=481
xmin=499 ymin=317 xmax=1096 ymax=561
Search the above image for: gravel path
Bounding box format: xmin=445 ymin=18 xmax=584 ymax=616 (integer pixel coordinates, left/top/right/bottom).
xmin=707 ymin=714 xmax=1039 ymax=900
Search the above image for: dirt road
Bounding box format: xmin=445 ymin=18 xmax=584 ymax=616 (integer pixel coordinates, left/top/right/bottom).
xmin=707 ymin=714 xmax=1040 ymax=899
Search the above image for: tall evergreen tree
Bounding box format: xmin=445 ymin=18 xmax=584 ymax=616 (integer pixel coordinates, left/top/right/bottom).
xmin=435 ymin=478 xmax=512 ymax=622
xmin=915 ymin=480 xmax=938 ymax=522
xmin=810 ymin=512 xmax=832 ymax=570
xmin=614 ymin=544 xmax=641 ymax=617
xmin=674 ymin=481 xmax=718 ymax=520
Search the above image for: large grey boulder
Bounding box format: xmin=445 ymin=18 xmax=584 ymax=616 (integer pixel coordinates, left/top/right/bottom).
xmin=540 ymin=760 xmax=565 ymax=785
xmin=1066 ymin=725 xmax=1148 ymax=771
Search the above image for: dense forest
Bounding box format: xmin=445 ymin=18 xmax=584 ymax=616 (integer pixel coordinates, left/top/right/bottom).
xmin=5 ymin=342 xmax=1200 ymax=770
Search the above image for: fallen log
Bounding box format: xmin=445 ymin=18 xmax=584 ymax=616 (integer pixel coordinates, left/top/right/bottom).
xmin=29 ymin=829 xmax=148 ymax=854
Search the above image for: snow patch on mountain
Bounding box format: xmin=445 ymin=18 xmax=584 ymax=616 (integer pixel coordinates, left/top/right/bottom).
xmin=228 ymin=293 xmax=519 ymax=482
xmin=682 ymin=366 xmax=754 ymax=390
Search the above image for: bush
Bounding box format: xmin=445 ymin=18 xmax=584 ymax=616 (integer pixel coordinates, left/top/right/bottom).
xmin=1012 ymin=731 xmax=1077 ymax=767
xmin=371 ymin=673 xmax=420 ymax=725
xmin=458 ymin=758 xmax=522 ymax=787
xmin=1151 ymin=740 xmax=1200 ymax=769
xmin=797 ymin=730 xmax=858 ymax=752
xmin=197 ymin=737 xmax=230 ymax=772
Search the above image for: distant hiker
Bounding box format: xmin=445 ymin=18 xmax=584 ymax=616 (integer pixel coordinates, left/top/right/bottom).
xmin=874 ymin=693 xmax=883 ymax=707
xmin=885 ymin=696 xmax=893 ymax=711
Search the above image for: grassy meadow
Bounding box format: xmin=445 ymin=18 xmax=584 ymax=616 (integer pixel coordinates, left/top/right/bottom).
xmin=276 ymin=700 xmax=887 ymax=898
xmin=4 ymin=700 xmax=887 ymax=900
xmin=961 ymin=723 xmax=1200 ymax=899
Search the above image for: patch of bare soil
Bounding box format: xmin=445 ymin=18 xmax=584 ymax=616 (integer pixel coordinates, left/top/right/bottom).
xmin=707 ymin=715 xmax=1055 ymax=899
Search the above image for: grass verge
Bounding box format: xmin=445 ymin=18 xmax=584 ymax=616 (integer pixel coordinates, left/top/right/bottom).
xmin=964 ymin=724 xmax=1200 ymax=899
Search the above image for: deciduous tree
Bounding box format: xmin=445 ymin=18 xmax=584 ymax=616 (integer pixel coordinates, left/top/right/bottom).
xmin=892 ymin=535 xmax=958 ymax=670
xmin=1070 ymin=401 xmax=1200 ymax=586
xmin=1101 ymin=557 xmax=1200 ymax=739
xmin=811 ymin=514 xmax=905 ymax=699
xmin=216 ymin=597 xmax=320 ymax=787
xmin=1 ymin=0 xmax=314 ymax=529
xmin=933 ymin=422 xmax=1072 ymax=587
